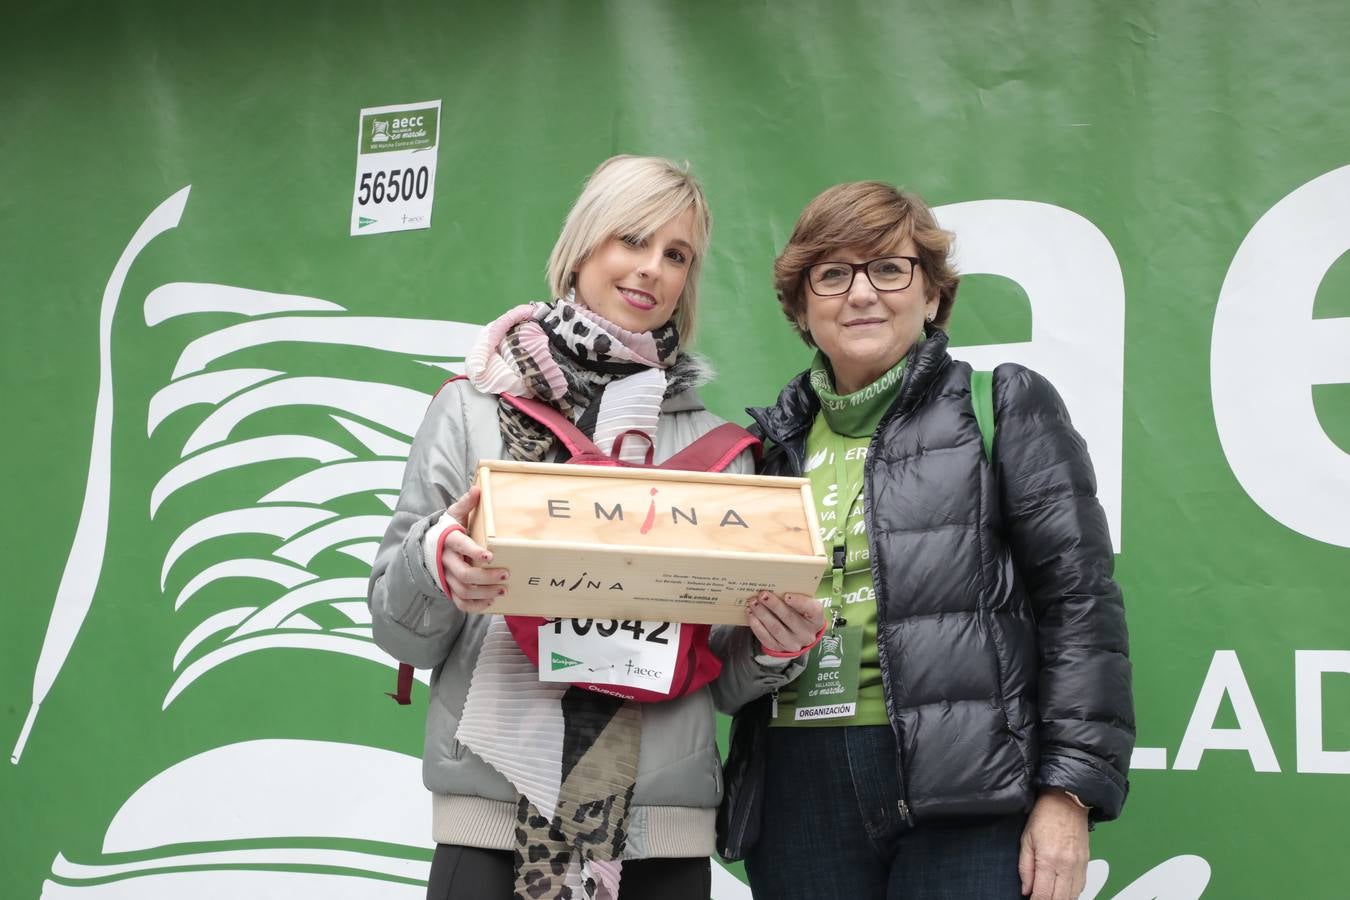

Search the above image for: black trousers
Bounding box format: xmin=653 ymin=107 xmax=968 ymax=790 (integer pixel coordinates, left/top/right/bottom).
xmin=426 ymin=844 xmax=711 ymax=900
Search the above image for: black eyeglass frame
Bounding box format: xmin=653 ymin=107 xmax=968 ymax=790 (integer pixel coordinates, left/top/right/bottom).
xmin=806 ymin=255 xmax=922 ymax=296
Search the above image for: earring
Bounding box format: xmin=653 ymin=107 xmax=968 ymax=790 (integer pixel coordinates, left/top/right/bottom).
xmin=926 ymin=312 xmax=935 ymax=323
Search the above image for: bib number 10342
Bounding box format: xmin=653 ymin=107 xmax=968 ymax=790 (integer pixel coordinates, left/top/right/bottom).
xmin=537 ymin=618 xmax=681 ymax=694
xmin=547 ymin=618 xmax=671 ymax=643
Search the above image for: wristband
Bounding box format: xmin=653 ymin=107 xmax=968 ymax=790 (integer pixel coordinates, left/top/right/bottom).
xmin=759 ymin=617 xmax=829 ymax=659
xmin=423 ymin=513 xmax=466 ymax=598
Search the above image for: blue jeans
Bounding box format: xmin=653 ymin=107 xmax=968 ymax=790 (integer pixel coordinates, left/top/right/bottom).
xmin=745 ymin=725 xmax=1025 ymax=900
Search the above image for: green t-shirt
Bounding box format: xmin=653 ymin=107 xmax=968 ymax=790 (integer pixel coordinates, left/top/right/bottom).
xmin=771 ymin=349 xmax=914 ymax=728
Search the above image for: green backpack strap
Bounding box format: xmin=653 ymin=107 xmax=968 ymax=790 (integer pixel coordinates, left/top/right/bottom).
xmin=970 ymin=369 xmax=995 ymax=462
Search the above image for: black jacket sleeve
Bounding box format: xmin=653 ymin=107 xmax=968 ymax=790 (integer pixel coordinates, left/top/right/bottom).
xmin=993 ymin=364 xmax=1135 ymax=821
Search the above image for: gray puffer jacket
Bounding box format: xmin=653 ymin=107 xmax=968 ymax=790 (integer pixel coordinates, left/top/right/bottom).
xmin=718 ymin=330 xmax=1133 ymax=857
xmin=368 ymin=377 xmax=791 ymax=858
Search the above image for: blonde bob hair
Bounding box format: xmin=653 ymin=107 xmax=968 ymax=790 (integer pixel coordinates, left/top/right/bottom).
xmin=546 ymin=155 xmax=712 ymax=346
xmin=773 ymin=181 xmax=960 ymax=347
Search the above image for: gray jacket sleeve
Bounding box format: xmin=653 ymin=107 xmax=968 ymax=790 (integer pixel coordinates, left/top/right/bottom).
xmin=367 ymin=383 xmax=473 ymax=669
xmin=709 ymin=626 xmax=807 ymax=714
xmin=994 ymin=364 xmax=1134 ymax=820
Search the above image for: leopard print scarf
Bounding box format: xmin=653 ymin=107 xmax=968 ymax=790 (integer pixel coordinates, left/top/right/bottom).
xmin=473 ymin=296 xmax=703 ymax=462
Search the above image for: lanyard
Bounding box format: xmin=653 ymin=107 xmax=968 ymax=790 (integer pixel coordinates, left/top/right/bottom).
xmin=828 ymin=442 xmax=866 ymax=630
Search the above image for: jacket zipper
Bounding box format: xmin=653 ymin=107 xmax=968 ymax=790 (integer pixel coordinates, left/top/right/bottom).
xmin=729 ymin=715 xmax=764 ymax=855
xmin=863 ymin=390 xmax=917 ymax=825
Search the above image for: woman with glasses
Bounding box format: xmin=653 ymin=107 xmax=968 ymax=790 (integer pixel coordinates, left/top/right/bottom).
xmin=369 ymin=155 xmax=825 ymax=900
xmin=712 ymin=182 xmax=1134 ymax=900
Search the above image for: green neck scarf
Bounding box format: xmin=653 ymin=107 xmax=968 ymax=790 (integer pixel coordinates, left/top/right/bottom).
xmin=809 ymin=339 xmax=919 ymax=438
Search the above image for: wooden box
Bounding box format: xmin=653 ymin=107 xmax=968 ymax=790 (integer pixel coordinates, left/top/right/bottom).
xmin=467 ymin=460 xmax=827 ymax=625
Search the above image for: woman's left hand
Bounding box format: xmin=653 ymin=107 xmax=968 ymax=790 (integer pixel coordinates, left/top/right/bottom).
xmin=746 ymin=592 xmax=825 ymax=656
xmin=1018 ymin=790 xmax=1089 ymax=900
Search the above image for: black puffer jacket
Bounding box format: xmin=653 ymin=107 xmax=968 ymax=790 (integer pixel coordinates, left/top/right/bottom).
xmin=719 ymin=331 xmax=1133 ymax=857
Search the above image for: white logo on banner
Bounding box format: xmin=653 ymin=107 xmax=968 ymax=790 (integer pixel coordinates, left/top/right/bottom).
xmin=14 ymin=185 xmax=479 ymax=896
xmin=937 ymin=200 xmax=1126 ymax=553
xmin=1212 ymin=164 xmax=1350 ymax=549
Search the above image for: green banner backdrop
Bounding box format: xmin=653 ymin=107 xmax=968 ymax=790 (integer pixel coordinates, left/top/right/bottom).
xmin=3 ymin=2 xmax=1348 ymax=897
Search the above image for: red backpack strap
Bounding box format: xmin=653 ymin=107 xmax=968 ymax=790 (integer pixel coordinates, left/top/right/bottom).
xmin=498 ymin=393 xmax=601 ymax=459
xmin=611 ymin=429 xmax=656 ymax=466
xmin=432 ymin=374 xmax=468 ymax=397
xmin=660 ymin=423 xmax=763 ymax=473
xmin=388 ymin=662 xmax=415 ymax=705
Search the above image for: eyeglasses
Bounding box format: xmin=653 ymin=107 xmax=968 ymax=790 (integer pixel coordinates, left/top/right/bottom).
xmin=807 ymin=256 xmax=920 ymax=296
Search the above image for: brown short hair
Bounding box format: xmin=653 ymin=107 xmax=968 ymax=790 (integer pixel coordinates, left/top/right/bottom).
xmin=773 ymin=182 xmax=959 ymax=346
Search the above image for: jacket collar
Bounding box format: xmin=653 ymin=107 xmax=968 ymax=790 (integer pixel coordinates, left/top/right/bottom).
xmin=661 ymin=386 xmax=706 ymax=414
xmin=748 ymin=327 xmax=952 ymax=445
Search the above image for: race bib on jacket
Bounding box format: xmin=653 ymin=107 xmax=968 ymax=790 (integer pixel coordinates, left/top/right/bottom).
xmin=537 ymin=618 xmax=681 ymax=694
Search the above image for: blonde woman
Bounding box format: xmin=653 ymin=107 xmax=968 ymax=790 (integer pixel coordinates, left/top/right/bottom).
xmin=369 ymin=156 xmax=823 ymax=900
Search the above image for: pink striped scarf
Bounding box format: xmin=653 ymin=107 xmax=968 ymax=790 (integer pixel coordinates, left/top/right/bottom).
xmin=464 ymin=297 xmax=683 ymax=463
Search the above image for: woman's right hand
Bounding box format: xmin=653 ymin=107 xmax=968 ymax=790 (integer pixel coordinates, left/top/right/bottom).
xmin=438 ymin=485 xmax=510 ymax=613
xmin=747 ymin=591 xmax=826 ymax=656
